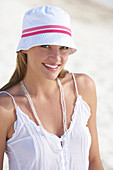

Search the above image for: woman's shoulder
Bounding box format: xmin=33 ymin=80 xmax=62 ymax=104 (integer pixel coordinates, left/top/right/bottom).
xmin=0 ymin=85 xmax=21 ymax=131
xmin=0 ymin=90 xmax=16 ymax=119
xmin=0 ymin=83 xmax=21 ymax=115
xmin=63 ymin=72 xmax=96 ymax=88
xmin=0 ymin=92 xmax=13 ymax=110
xmin=64 ymin=72 xmax=97 ymax=107
xmin=75 ymin=73 xmax=97 ymax=111
xmin=75 ymin=73 xmax=96 ymax=89
xmin=0 ymin=93 xmax=15 ymax=136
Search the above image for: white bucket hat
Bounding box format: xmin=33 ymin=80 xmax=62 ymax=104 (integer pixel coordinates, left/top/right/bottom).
xmin=16 ymin=5 xmax=77 ymax=55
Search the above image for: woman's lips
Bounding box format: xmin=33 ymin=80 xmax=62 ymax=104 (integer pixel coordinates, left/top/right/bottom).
xmin=43 ymin=63 xmax=60 ymax=70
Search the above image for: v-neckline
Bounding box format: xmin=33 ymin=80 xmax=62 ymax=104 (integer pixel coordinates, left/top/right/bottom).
xmin=20 ymin=78 xmax=67 ymax=135
xmin=20 ymin=75 xmax=80 ymax=139
xmin=17 ymin=95 xmax=81 ymax=140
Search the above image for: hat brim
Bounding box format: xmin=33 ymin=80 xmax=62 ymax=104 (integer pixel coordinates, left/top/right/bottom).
xmin=16 ymin=33 xmax=77 ymax=55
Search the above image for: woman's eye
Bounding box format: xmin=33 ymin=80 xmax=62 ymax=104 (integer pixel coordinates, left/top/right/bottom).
xmin=60 ymin=46 xmax=69 ymax=50
xmin=41 ymin=45 xmax=49 ymax=48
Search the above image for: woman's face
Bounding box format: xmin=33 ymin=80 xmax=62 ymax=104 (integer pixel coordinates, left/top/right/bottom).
xmin=23 ymin=45 xmax=70 ymax=80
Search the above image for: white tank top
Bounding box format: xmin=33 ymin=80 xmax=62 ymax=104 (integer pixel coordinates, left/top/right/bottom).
xmin=1 ymin=73 xmax=91 ymax=170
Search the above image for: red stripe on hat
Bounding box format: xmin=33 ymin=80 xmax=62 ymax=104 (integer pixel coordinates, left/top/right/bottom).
xmin=22 ymin=25 xmax=71 ymax=33
xmin=21 ymin=29 xmax=71 ymax=38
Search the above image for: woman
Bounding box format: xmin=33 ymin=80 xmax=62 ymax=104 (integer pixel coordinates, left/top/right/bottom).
xmin=0 ymin=5 xmax=103 ymax=170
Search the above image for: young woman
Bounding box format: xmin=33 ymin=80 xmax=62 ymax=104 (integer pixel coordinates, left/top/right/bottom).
xmin=0 ymin=5 xmax=103 ymax=170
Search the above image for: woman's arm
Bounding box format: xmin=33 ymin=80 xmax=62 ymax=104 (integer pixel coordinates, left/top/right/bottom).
xmin=0 ymin=106 xmax=9 ymax=170
xmin=88 ymin=85 xmax=104 ymax=170
xmin=84 ymin=75 xmax=104 ymax=170
xmin=76 ymin=74 xmax=104 ymax=170
xmin=0 ymin=94 xmax=15 ymax=170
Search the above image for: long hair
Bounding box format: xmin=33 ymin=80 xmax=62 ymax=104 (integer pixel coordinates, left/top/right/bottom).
xmin=0 ymin=51 xmax=68 ymax=91
xmin=0 ymin=51 xmax=27 ymax=91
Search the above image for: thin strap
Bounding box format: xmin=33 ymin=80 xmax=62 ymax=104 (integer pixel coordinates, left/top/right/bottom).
xmin=57 ymin=78 xmax=67 ymax=133
xmin=20 ymin=81 xmax=43 ymax=127
xmin=71 ymin=73 xmax=79 ymax=96
xmin=0 ymin=91 xmax=17 ymax=108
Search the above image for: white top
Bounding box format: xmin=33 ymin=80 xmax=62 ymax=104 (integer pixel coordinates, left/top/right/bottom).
xmin=1 ymin=73 xmax=91 ymax=170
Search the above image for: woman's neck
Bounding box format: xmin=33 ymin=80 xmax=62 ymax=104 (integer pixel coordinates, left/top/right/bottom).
xmin=22 ymin=74 xmax=59 ymax=99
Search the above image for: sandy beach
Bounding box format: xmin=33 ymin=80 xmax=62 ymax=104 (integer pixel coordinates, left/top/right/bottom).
xmin=0 ymin=0 xmax=113 ymax=169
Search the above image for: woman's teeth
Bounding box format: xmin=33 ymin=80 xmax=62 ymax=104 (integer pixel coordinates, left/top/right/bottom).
xmin=44 ymin=64 xmax=59 ymax=68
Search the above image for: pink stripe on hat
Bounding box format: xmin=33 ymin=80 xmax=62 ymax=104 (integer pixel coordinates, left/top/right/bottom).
xmin=22 ymin=29 xmax=72 ymax=38
xmin=22 ymin=25 xmax=71 ymax=34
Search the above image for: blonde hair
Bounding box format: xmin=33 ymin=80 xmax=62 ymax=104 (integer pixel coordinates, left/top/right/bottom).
xmin=0 ymin=51 xmax=68 ymax=91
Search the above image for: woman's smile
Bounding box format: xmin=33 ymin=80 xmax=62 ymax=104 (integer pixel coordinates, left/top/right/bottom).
xmin=42 ymin=63 xmax=60 ymax=71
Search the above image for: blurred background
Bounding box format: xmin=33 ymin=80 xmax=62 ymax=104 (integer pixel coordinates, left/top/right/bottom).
xmin=0 ymin=0 xmax=113 ymax=169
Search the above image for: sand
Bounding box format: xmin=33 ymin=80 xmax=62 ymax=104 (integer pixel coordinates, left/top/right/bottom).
xmin=0 ymin=0 xmax=113 ymax=169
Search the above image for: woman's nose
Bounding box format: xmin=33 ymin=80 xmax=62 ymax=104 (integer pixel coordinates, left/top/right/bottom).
xmin=49 ymin=49 xmax=61 ymax=62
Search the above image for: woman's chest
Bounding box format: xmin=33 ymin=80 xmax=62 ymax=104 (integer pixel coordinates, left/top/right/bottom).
xmin=18 ymin=92 xmax=76 ymax=138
